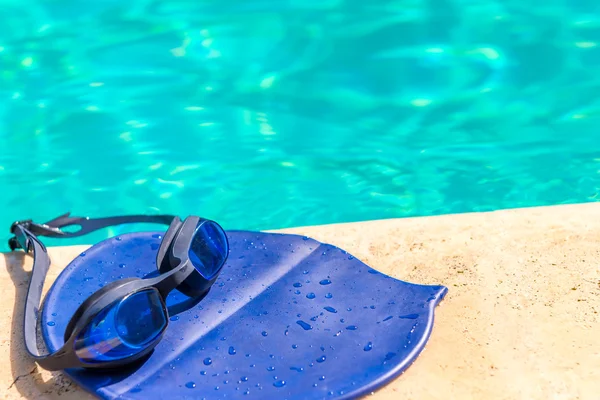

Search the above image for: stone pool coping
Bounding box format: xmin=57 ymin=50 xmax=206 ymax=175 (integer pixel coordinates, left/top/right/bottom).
xmin=1 ymin=203 xmax=599 ymax=399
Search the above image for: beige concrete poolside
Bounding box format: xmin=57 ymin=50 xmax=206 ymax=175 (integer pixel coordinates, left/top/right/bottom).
xmin=1 ymin=203 xmax=599 ymax=399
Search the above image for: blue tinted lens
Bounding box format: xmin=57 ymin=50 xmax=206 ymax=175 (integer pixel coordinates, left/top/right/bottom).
xmin=188 ymin=220 xmax=228 ymax=280
xmin=74 ymin=289 xmax=167 ymax=363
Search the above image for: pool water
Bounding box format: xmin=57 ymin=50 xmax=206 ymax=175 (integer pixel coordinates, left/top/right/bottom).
xmin=1 ymin=0 xmax=600 ymax=246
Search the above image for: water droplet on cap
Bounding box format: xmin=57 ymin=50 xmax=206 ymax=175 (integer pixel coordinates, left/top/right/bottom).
xmin=296 ymin=320 xmax=312 ymax=330
xmin=399 ymin=313 xmax=419 ymax=319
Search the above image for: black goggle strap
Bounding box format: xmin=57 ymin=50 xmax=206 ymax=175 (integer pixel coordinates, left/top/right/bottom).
xmin=9 ymin=213 xmax=176 ymax=359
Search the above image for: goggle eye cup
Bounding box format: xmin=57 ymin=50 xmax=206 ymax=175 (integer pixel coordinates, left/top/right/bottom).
xmin=73 ymin=288 xmax=167 ymax=364
xmin=188 ymin=220 xmax=229 ymax=280
xmin=170 ymin=219 xmax=229 ymax=298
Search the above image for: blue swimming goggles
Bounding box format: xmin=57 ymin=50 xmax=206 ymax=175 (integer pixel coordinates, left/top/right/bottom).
xmin=9 ymin=213 xmax=229 ymax=371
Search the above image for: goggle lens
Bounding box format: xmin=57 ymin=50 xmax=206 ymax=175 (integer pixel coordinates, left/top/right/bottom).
xmin=74 ymin=288 xmax=167 ymax=363
xmin=188 ymin=220 xmax=228 ymax=280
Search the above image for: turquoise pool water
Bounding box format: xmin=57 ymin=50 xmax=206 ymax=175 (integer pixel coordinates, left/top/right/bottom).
xmin=1 ymin=1 xmax=600 ymax=246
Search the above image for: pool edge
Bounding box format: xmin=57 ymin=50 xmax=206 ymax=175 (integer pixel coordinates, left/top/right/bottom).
xmin=2 ymin=202 xmax=599 ymax=399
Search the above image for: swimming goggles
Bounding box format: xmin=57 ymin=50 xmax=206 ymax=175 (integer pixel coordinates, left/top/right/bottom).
xmin=8 ymin=212 xmax=229 ymax=371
